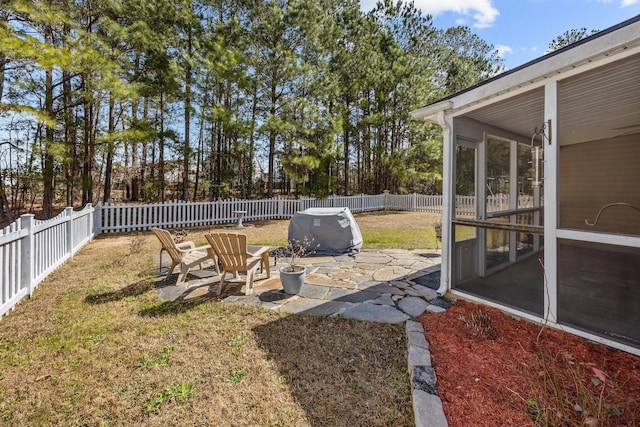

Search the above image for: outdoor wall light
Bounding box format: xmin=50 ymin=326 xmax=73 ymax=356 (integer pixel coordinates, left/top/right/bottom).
xmin=530 ymin=121 xmax=550 ymax=188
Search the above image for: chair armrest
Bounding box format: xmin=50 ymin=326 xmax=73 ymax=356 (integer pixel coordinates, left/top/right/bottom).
xmin=176 ymin=241 xmax=196 ymax=250
xmin=179 ymin=244 xmax=212 ymax=254
xmin=247 ymin=246 xmax=270 ymax=257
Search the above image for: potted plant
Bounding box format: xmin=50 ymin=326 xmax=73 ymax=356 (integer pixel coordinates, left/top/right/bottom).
xmin=277 ymin=237 xmax=316 ymax=295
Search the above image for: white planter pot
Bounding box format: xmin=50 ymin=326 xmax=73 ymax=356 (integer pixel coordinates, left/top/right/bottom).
xmin=279 ymin=266 xmax=306 ymax=295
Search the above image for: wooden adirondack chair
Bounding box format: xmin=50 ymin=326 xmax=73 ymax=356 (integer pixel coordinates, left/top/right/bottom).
xmin=205 ymin=232 xmax=270 ymax=295
xmin=152 ymin=227 xmax=218 ymax=284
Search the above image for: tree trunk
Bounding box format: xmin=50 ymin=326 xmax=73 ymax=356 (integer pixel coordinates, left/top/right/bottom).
xmin=0 ymin=10 xmax=8 ymax=103
xmin=81 ymin=78 xmax=93 ymax=206
xmin=248 ymin=83 xmax=258 ymax=196
xmin=62 ymin=69 xmax=75 ymax=206
xmin=103 ymin=96 xmax=115 ymax=203
xmin=182 ymin=31 xmax=192 ymax=201
xmin=42 ymin=63 xmax=55 ymax=219
xmin=267 ymin=81 xmax=277 ymax=198
xmin=130 ymin=59 xmax=140 ymax=202
xmin=159 ymin=91 xmax=166 ymax=203
xmin=343 ymin=96 xmax=350 ymax=196
xmin=192 ymin=109 xmax=205 ymax=202
xmin=0 ymin=171 xmax=13 ymax=223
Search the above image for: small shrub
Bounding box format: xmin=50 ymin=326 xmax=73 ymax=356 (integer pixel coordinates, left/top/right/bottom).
xmin=275 ymin=237 xmax=319 ymax=272
xmin=173 ymin=229 xmax=188 ymax=244
xmin=129 ymin=233 xmax=144 ymax=255
xmin=112 ymin=233 xmax=145 ymax=267
xmin=461 ymin=309 xmax=497 ymax=340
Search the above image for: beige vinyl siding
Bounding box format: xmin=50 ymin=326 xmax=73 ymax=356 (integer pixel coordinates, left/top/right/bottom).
xmin=559 ymin=133 xmax=640 ymax=235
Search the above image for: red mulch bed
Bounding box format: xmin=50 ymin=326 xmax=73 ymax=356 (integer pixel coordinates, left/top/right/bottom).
xmin=419 ymin=300 xmax=640 ymax=426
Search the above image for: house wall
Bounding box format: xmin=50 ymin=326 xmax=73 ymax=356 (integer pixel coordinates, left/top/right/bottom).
xmin=559 ymin=133 xmax=640 ymax=235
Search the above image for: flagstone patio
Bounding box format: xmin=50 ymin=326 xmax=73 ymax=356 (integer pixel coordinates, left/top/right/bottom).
xmin=155 ymin=248 xmax=451 ymax=323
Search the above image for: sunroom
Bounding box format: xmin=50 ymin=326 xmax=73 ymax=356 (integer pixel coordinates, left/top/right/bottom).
xmin=412 ymin=15 xmax=640 ymax=355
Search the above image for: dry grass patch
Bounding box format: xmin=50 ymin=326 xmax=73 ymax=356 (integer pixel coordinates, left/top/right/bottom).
xmin=0 ymin=213 xmax=427 ymax=426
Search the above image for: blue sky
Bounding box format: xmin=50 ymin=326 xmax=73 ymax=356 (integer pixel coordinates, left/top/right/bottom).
xmin=360 ymin=0 xmax=640 ymax=69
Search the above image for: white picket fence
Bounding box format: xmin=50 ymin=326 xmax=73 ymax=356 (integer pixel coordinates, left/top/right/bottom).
xmin=0 ymin=192 xmax=533 ymax=318
xmin=1 ymin=204 xmax=97 ymax=317
xmin=454 ymin=194 xmax=536 ymax=217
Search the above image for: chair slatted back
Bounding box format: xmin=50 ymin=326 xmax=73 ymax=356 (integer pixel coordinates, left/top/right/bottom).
xmin=152 ymin=228 xmax=182 ymax=262
xmin=206 ymin=233 xmax=248 ymax=272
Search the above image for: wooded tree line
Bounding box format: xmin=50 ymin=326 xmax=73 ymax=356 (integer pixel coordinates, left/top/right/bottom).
xmin=0 ymin=0 xmax=503 ymax=220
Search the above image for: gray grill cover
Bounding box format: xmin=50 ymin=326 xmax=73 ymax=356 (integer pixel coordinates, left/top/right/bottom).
xmin=288 ymin=207 xmax=362 ymax=255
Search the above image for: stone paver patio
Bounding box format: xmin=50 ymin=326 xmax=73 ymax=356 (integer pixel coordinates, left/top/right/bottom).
xmin=155 ymin=249 xmax=451 ymax=322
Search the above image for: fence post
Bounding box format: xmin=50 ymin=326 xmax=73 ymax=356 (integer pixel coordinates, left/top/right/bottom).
xmin=85 ymin=203 xmax=93 ymax=241
xmin=20 ymin=214 xmax=35 ymax=295
xmin=93 ymin=202 xmax=101 ymax=236
xmin=65 ymin=207 xmax=74 ymax=257
xmin=172 ymin=200 xmax=178 ymax=229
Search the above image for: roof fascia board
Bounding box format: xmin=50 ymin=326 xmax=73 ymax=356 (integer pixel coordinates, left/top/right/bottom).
xmin=410 ymin=100 xmax=453 ymax=122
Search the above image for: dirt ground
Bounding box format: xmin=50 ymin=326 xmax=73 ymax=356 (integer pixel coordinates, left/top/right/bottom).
xmin=420 ymin=300 xmax=640 ymax=426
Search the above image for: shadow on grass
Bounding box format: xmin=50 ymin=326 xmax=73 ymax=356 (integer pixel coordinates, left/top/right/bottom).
xmin=85 ymin=279 xmax=155 ymax=304
xmin=137 ymin=299 xmax=210 ymax=317
xmin=251 ymin=313 xmax=414 ymax=426
xmin=85 ymin=268 xmax=220 ymax=318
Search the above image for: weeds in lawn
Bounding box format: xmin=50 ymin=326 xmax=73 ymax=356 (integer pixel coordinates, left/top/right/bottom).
xmin=3 ymin=410 xmax=15 ymax=422
xmin=227 ymin=334 xmax=248 ymax=346
xmin=274 ymin=375 xmax=287 ymax=387
xmin=146 ymin=382 xmax=194 ymax=412
xmin=137 ymin=347 xmax=174 ymax=370
xmin=228 ymin=334 xmax=248 ymax=354
xmin=227 ymin=368 xmax=246 ymax=384
xmin=527 ymin=347 xmax=637 ymax=426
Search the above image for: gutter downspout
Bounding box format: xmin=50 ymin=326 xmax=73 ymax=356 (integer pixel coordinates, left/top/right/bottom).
xmin=437 ymin=110 xmax=452 ymax=296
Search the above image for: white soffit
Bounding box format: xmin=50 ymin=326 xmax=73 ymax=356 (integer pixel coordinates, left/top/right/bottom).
xmin=559 ymin=53 xmax=640 ymax=145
